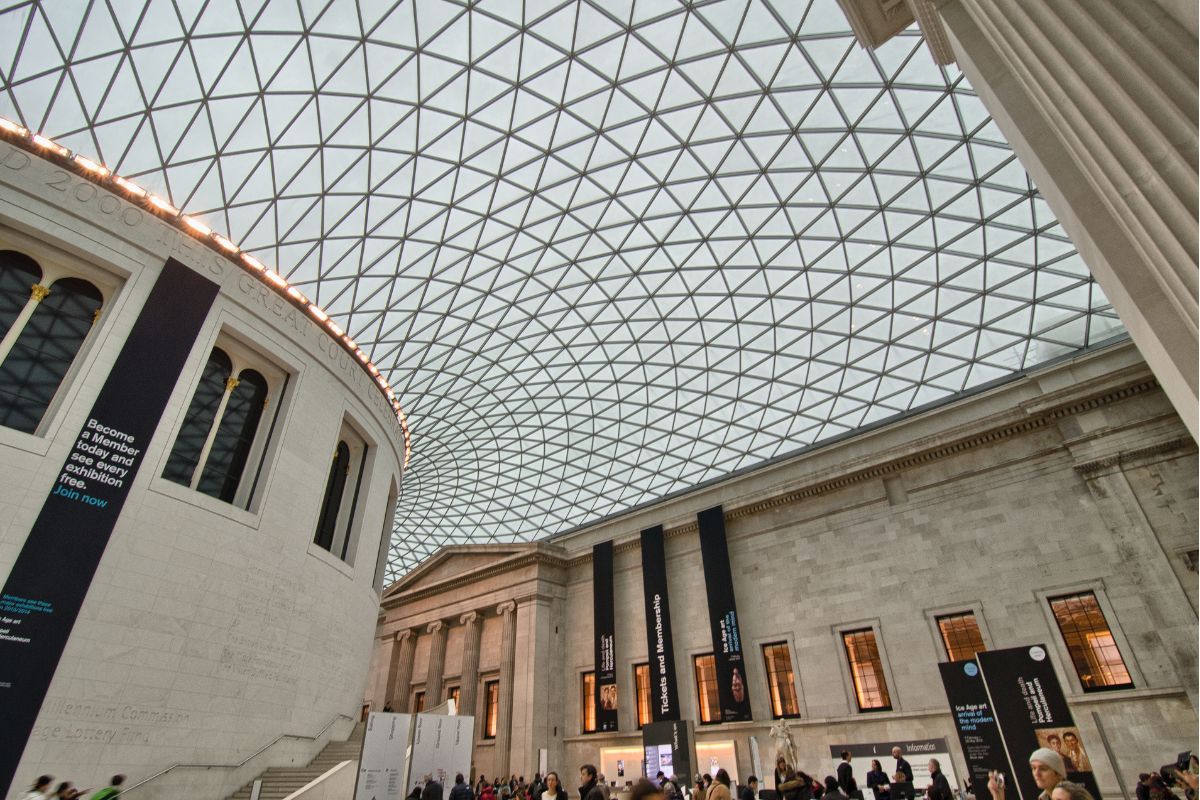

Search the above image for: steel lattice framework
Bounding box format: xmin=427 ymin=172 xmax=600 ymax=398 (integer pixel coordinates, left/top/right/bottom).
xmin=0 ymin=0 xmax=1123 ymax=580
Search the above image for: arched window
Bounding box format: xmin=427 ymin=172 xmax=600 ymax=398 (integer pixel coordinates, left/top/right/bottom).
xmin=164 ymin=347 xmax=276 ymax=507
xmin=314 ymin=440 xmax=351 ymax=551
xmin=0 ymin=255 xmax=102 ymax=433
xmin=162 ymin=348 xmax=233 ymax=485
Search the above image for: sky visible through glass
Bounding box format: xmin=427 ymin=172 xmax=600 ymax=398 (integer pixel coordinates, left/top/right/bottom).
xmin=0 ymin=0 xmax=1123 ymax=580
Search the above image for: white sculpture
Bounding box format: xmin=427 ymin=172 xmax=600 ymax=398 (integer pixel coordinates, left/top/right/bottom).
xmin=768 ymin=718 xmax=797 ymax=768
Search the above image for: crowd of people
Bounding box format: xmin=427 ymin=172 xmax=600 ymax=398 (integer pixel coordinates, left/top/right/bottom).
xmin=17 ymin=775 xmax=124 ymax=800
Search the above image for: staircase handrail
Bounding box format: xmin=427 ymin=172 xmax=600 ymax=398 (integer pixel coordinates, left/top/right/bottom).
xmin=120 ymin=712 xmax=356 ymax=795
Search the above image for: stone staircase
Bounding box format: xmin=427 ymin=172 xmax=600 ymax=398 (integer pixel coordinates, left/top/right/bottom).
xmin=227 ymin=724 xmax=363 ymax=800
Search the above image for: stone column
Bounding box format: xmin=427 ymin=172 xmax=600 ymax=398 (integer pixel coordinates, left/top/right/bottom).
xmin=391 ymin=629 xmax=417 ymax=711
xmin=457 ymin=611 xmax=483 ymax=718
xmin=425 ymin=620 xmax=448 ymax=704
xmin=834 ymin=0 xmax=1199 ymax=438
xmin=494 ymin=600 xmax=518 ymax=780
xmin=372 ymin=634 xmax=398 ymax=710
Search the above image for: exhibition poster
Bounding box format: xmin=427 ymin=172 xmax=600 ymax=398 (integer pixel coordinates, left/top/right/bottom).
xmin=643 ymin=719 xmax=696 ymax=784
xmin=641 ymin=525 xmax=681 ymax=721
xmin=939 ymin=659 xmax=1012 ymax=800
xmin=354 ymin=712 xmax=414 ymax=800
xmin=977 ymin=646 xmax=1102 ymax=800
xmin=696 ymin=505 xmax=753 ymax=722
xmin=0 ymin=258 xmax=219 ymax=793
xmin=594 ymin=540 xmax=619 ymax=731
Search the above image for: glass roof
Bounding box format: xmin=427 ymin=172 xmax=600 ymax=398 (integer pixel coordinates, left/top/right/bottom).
xmin=0 ymin=0 xmax=1123 ymax=580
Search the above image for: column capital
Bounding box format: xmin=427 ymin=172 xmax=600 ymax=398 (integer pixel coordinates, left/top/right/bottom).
xmin=394 ymin=628 xmax=415 ymax=643
xmin=427 ymin=620 xmax=445 ymax=635
xmin=496 ymin=600 xmax=517 ymax=616
xmin=459 ymin=610 xmax=480 ymax=626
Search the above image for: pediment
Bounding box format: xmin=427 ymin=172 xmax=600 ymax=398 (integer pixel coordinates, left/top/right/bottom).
xmin=383 ymin=544 xmax=536 ymax=598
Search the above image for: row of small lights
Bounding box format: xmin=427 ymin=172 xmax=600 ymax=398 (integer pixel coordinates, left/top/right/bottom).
xmin=0 ymin=116 xmax=410 ymax=468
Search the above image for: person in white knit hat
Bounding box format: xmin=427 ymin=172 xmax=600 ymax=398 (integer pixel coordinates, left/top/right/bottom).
xmin=987 ymin=748 xmax=1067 ymax=800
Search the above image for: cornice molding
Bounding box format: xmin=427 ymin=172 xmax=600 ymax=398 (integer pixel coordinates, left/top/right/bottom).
xmin=565 ymin=372 xmax=1163 ymax=567
xmin=381 ymin=549 xmax=569 ymax=609
xmin=1073 ymin=436 xmax=1195 ymax=475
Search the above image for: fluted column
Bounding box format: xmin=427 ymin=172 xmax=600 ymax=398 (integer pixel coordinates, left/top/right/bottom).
xmin=425 ymin=620 xmax=448 ymax=704
xmin=391 ymin=629 xmax=417 ymax=711
xmin=457 ymin=611 xmax=483 ymax=718
xmin=494 ymin=600 xmax=518 ymax=779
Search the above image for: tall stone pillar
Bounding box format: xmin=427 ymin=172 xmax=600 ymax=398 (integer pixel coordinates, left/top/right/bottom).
xmin=836 ymin=0 xmax=1199 ymax=438
xmin=494 ymin=600 xmax=518 ymax=780
xmin=392 ymin=629 xmax=417 ymax=711
xmin=373 ymin=634 xmax=398 ymax=710
xmin=425 ymin=620 xmax=448 ymax=705
xmin=458 ymin=611 xmax=483 ymax=718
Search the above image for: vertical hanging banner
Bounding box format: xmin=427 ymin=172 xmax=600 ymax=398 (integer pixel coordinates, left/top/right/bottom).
xmin=977 ymin=646 xmax=1102 ymax=800
xmin=593 ymin=540 xmax=619 ymax=731
xmin=641 ymin=525 xmax=681 ymax=721
xmin=696 ymin=506 xmax=752 ymax=722
xmin=0 ymin=259 xmax=219 ymax=792
xmin=939 ymin=660 xmax=1012 ymax=800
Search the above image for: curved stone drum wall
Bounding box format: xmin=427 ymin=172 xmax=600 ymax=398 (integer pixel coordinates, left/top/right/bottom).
xmin=0 ymin=137 xmax=405 ymax=799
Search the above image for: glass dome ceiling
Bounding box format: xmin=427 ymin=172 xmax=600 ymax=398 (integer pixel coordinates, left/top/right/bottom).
xmin=1 ymin=0 xmax=1123 ymax=580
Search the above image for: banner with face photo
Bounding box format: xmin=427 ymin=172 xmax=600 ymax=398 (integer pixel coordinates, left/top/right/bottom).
xmin=696 ymin=505 xmax=752 ymax=722
xmin=593 ymin=540 xmax=618 ymax=731
xmin=977 ymin=646 xmax=1102 ymax=800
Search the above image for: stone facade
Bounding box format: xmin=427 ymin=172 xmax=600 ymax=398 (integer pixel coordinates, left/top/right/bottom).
xmin=0 ymin=142 xmax=405 ymax=800
xmin=371 ymin=341 xmax=1197 ymax=797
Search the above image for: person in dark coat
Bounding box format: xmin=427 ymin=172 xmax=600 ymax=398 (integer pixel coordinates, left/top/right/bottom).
xmin=422 ymin=775 xmax=445 ymax=800
xmin=891 ymin=750 xmax=913 ymax=785
xmin=740 ymin=776 xmax=759 ymax=800
xmin=451 ymin=774 xmax=474 ymax=800
xmin=838 ymin=753 xmax=857 ymax=797
xmin=579 ymin=765 xmax=605 ymax=800
xmin=867 ymin=761 xmax=890 ymax=800
xmin=925 ymin=761 xmax=952 ymax=800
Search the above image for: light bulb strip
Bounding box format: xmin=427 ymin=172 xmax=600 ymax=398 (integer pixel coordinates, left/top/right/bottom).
xmin=0 ymin=118 xmax=412 ymax=467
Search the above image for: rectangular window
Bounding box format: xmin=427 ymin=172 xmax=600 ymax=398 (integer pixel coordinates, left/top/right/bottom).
xmin=446 ymin=685 xmax=460 ymax=707
xmin=483 ymin=680 xmax=499 ymax=738
xmin=762 ymin=642 xmax=800 ymax=718
xmin=937 ymin=612 xmax=987 ymax=662
xmin=842 ymin=629 xmax=892 ymax=711
xmin=1049 ymin=592 xmax=1133 ymax=691
xmin=693 ymin=654 xmax=720 ymax=724
xmin=634 ymin=663 xmax=651 ymax=729
xmin=581 ymin=671 xmax=597 ymax=733
xmin=412 ymin=691 xmax=425 ymax=712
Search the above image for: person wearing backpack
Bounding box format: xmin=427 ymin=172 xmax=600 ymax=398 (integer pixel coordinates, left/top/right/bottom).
xmin=90 ymin=777 xmax=126 ymax=800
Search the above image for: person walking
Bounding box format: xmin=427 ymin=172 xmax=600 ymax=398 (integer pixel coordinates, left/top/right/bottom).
xmin=987 ymin=748 xmax=1067 ymax=800
xmin=19 ymin=776 xmax=54 ymax=800
xmin=543 ymin=773 xmax=568 ymax=800
xmin=89 ymin=776 xmax=126 ymax=800
xmin=451 ymin=774 xmax=474 ymax=800
xmin=740 ymin=776 xmax=759 ymax=800
xmin=422 ymin=774 xmax=446 ymax=800
xmin=708 ymin=770 xmax=732 ymax=800
xmin=825 ymin=778 xmax=848 ymax=800
xmin=580 ymin=765 xmax=605 ymax=800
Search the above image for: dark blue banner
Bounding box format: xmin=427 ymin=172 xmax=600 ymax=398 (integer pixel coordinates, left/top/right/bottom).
xmin=0 ymin=259 xmax=219 ymax=793
xmin=697 ymin=505 xmax=752 ymax=722
xmin=593 ymin=540 xmax=618 ymax=731
xmin=641 ymin=525 xmax=681 ymax=722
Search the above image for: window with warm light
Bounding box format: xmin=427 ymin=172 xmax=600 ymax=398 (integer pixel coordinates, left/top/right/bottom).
xmin=581 ymin=671 xmax=597 ymax=733
xmin=937 ymin=612 xmax=987 ymax=662
xmin=1049 ymin=592 xmax=1133 ymax=691
xmin=842 ymin=629 xmax=892 ymax=712
xmin=762 ymin=642 xmax=800 ymax=718
xmin=483 ymin=680 xmax=499 ymax=738
xmin=634 ymin=663 xmax=651 ymax=729
xmin=313 ymin=419 xmax=371 ymax=563
xmin=0 ymin=250 xmax=104 ymax=435
xmin=694 ymin=654 xmax=720 ymax=724
xmin=163 ymin=339 xmax=286 ymax=509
